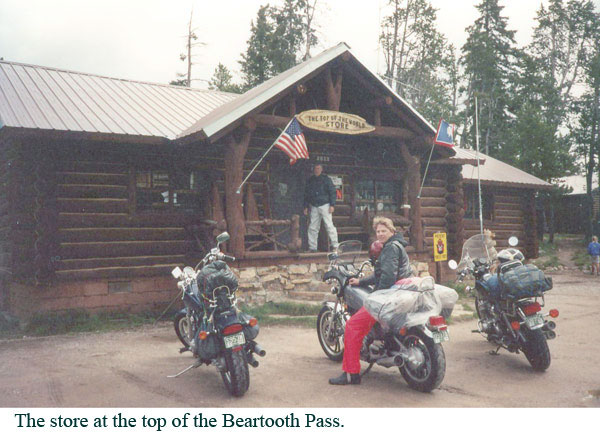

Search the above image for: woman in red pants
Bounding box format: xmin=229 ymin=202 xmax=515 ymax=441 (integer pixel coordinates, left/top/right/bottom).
xmin=329 ymin=216 xmax=412 ymax=385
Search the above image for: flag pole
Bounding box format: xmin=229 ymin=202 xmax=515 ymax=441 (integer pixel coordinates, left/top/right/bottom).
xmin=236 ymin=117 xmax=295 ymax=194
xmin=417 ymin=142 xmax=436 ymax=200
xmin=474 ymin=95 xmax=484 ymax=237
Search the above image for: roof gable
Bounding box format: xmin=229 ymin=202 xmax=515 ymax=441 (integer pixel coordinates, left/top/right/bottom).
xmin=177 ymin=42 xmax=436 ymax=143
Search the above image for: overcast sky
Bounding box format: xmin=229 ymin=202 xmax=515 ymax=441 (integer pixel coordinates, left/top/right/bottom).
xmin=0 ymin=0 xmax=599 ymax=88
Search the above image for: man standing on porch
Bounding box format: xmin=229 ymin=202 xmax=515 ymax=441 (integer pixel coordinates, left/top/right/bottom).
xmin=303 ymin=164 xmax=339 ymax=252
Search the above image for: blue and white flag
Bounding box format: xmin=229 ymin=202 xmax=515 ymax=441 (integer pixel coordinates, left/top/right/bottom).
xmin=434 ymin=119 xmax=456 ymax=148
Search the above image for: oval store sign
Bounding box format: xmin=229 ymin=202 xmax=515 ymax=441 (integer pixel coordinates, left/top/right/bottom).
xmin=297 ymin=110 xmax=375 ymax=135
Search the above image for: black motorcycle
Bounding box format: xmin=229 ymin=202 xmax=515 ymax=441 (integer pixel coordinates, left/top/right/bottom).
xmin=448 ymin=234 xmax=558 ymax=371
xmin=316 ymin=240 xmax=449 ymax=392
xmin=170 ymin=232 xmax=265 ymax=397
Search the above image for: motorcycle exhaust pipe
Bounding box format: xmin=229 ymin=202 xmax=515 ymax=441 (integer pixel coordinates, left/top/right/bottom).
xmin=247 ymin=354 xmax=259 ymax=368
xmin=543 ymin=320 xmax=556 ymax=330
xmin=545 ymin=330 xmax=556 ymax=340
xmin=253 ymin=342 xmax=266 ymax=357
xmin=375 ymin=355 xmax=403 ymax=368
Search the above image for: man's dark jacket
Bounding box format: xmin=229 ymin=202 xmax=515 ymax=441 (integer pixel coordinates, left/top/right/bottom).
xmin=360 ymin=233 xmax=411 ymax=290
xmin=304 ymin=174 xmax=336 ymax=209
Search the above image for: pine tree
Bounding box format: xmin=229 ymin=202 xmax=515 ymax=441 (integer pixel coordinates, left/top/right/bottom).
xmin=208 ymin=63 xmax=242 ymax=94
xmin=239 ymin=1 xmax=319 ymax=91
xmin=239 ymin=5 xmax=276 ymax=90
xmin=460 ymin=0 xmax=517 ymax=157
xmin=379 ymin=0 xmax=456 ymax=123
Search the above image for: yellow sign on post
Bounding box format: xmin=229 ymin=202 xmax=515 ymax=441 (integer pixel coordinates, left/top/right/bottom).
xmin=433 ymin=232 xmax=447 ymax=262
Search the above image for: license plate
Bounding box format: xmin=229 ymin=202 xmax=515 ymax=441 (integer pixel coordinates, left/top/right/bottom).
xmin=525 ymin=314 xmax=544 ymax=329
xmin=432 ymin=329 xmax=449 ymax=344
xmin=224 ymin=332 xmax=246 ymax=348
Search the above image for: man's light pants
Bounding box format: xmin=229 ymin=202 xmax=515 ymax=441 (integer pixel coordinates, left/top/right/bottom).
xmin=308 ymin=203 xmax=339 ymax=251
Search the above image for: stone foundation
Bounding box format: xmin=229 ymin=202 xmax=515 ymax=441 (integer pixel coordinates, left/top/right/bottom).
xmin=3 ymin=259 xmax=438 ymax=319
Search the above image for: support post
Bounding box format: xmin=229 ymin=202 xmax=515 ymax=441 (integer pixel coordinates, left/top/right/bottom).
xmin=224 ymin=128 xmax=253 ymax=257
xmin=325 ymin=68 xmax=343 ymax=111
xmin=400 ymin=144 xmax=423 ymax=252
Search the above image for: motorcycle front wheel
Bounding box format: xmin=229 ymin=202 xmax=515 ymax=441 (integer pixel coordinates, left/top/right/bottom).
xmin=174 ymin=312 xmax=191 ymax=349
xmin=220 ymin=350 xmax=250 ymax=397
xmin=317 ymin=305 xmax=344 ymax=361
xmin=521 ymin=328 xmax=551 ymax=372
xmin=399 ymin=328 xmax=446 ymax=392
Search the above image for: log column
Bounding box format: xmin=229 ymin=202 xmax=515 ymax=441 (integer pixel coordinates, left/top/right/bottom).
xmin=445 ymin=165 xmax=465 ymax=260
xmin=325 ymin=68 xmax=343 ymax=111
xmin=224 ymin=125 xmax=254 ymax=257
xmin=400 ymin=144 xmax=423 ymax=252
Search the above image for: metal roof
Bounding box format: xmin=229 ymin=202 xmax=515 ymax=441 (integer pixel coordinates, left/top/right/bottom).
xmin=0 ymin=60 xmax=237 ymax=140
xmin=457 ymin=148 xmax=552 ymax=190
xmin=177 ymin=42 xmax=436 ymax=142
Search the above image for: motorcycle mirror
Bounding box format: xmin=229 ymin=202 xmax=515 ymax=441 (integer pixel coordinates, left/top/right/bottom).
xmin=216 ymin=232 xmax=230 ymax=243
xmin=183 ymin=266 xmax=195 ymax=278
xmin=508 ymin=236 xmax=519 ymax=247
xmin=171 ymin=267 xmax=183 ymax=279
xmin=448 ymin=260 xmax=458 ymax=270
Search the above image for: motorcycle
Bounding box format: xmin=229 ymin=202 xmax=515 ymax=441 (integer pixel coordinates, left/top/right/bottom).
xmin=316 ymin=240 xmax=449 ymax=392
xmin=448 ymin=234 xmax=558 ymax=371
xmin=170 ymin=232 xmax=265 ymax=397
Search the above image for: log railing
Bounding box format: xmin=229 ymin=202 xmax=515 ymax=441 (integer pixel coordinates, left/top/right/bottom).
xmin=245 ymin=215 xmax=301 ymax=253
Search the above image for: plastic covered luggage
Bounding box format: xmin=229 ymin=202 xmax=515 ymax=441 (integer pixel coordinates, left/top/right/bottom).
xmin=363 ymin=277 xmax=458 ymax=331
xmin=499 ymin=264 xmax=552 ymax=298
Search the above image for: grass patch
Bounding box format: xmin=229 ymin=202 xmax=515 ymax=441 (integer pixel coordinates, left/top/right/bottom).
xmin=536 ymin=255 xmax=561 ymax=270
xmin=572 ymin=249 xmax=590 ymax=270
xmin=442 ymin=281 xmax=470 ymax=300
xmin=241 ymin=301 xmax=321 ymax=328
xmin=0 ymin=309 xmax=165 ymax=339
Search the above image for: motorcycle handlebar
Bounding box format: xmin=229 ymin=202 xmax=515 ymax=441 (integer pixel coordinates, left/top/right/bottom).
xmin=221 ymin=254 xmax=235 ymax=263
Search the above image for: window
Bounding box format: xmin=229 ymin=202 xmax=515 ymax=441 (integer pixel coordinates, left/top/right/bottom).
xmin=135 ymin=168 xmax=209 ymax=212
xmin=464 ymin=187 xmax=494 ymax=220
xmin=355 ymin=179 xmax=402 ymax=214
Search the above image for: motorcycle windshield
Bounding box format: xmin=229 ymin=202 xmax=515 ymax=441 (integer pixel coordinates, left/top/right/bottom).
xmin=458 ymin=234 xmax=498 ymax=270
xmin=334 ymin=240 xmax=363 ymax=264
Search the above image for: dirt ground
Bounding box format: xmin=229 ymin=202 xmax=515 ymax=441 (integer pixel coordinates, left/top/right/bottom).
xmin=1 ymin=245 xmax=599 ymax=408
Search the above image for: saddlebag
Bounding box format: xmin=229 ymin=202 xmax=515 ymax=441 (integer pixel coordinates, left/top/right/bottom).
xmin=499 ymin=264 xmax=552 ymax=298
xmin=196 ymin=322 xmax=219 ymax=360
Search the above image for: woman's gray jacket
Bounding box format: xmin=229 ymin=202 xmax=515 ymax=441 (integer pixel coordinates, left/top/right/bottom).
xmin=359 ymin=233 xmax=412 ymax=290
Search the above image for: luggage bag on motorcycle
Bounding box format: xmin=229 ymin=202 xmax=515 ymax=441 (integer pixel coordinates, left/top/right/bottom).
xmin=197 ymin=261 xmax=238 ymax=297
xmin=499 ymin=263 xmax=552 ymax=298
xmin=197 ymin=322 xmax=219 ymax=360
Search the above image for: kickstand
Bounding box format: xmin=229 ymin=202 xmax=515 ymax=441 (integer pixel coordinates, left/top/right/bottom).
xmin=167 ymin=361 xmax=201 ymax=378
xmin=360 ymin=362 xmax=375 ymax=379
xmin=489 ymin=345 xmax=501 ymax=356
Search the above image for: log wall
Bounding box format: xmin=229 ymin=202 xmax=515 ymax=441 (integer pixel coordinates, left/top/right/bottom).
xmin=463 ymin=184 xmax=537 ymax=258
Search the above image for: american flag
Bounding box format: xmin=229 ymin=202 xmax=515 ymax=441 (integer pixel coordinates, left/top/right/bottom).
xmin=274 ymin=117 xmax=309 ymax=165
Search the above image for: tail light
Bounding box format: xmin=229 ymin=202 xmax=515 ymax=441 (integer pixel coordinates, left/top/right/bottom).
xmin=223 ymin=324 xmax=243 ymax=335
xmin=428 ymin=315 xmax=447 ymax=331
xmin=398 ymin=327 xmax=407 ymax=336
xmin=522 ymin=302 xmax=541 ymax=316
xmin=549 ymin=309 xmax=559 ymax=318
xmin=511 ymin=321 xmax=521 ymax=330
xmin=248 ymin=318 xmax=258 ymax=327
xmin=198 ymin=331 xmax=208 ymax=340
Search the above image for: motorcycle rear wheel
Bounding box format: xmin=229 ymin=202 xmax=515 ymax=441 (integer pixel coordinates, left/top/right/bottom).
xmin=399 ymin=328 xmax=446 ymax=392
xmin=220 ymin=350 xmax=250 ymax=397
xmin=174 ymin=312 xmax=191 ymax=349
xmin=317 ymin=305 xmax=344 ymax=361
xmin=521 ymin=328 xmax=551 ymax=372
